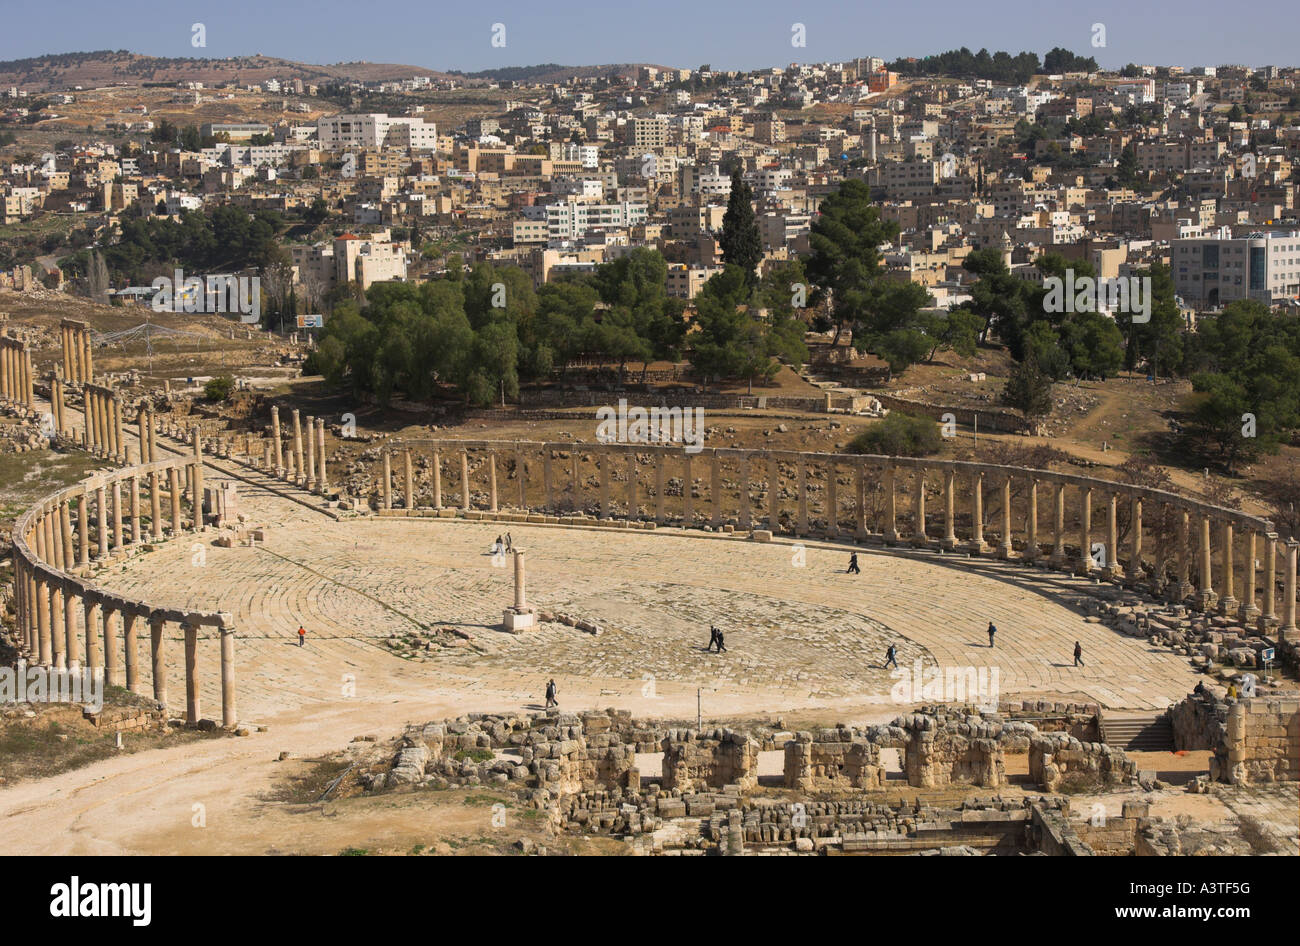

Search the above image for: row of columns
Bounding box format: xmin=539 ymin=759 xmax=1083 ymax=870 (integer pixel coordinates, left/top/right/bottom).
xmin=264 ymin=407 xmax=328 ymax=494
xmin=11 ymin=468 xmax=237 ymax=727
xmin=0 ymin=332 xmax=35 ymax=407
xmin=60 ymin=319 xmax=94 ymax=384
xmin=83 ymin=383 xmax=127 ymax=462
xmin=414 ymin=443 xmax=1300 ymax=639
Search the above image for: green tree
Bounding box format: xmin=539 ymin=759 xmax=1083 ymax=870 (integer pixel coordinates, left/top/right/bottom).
xmin=718 ymin=168 xmax=762 ymax=283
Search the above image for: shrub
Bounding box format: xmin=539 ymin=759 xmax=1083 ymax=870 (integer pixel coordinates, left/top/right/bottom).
xmin=846 ymin=411 xmax=942 ymax=458
xmin=203 ymin=375 xmax=235 ymax=402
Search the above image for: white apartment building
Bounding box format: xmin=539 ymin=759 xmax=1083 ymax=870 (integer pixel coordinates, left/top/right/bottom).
xmin=291 ymin=233 xmax=408 ymax=292
xmin=1172 ymin=229 xmax=1300 ymax=308
xmin=315 ymin=113 xmax=438 ymax=151
xmin=545 ymin=200 xmax=647 ymax=241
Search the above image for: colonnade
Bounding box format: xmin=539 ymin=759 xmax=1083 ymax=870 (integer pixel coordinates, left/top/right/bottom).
xmin=82 ymin=383 xmax=127 ymax=461
xmin=0 ymin=331 xmax=35 ymax=408
xmin=399 ymin=440 xmax=1298 ymax=639
xmin=258 ymin=406 xmax=328 ymax=494
xmin=9 ymin=456 xmax=237 ymax=727
xmin=59 ymin=319 xmax=94 ymax=384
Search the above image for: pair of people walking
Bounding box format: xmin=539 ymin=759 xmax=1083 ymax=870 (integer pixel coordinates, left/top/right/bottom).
xmin=707 ymin=626 xmax=727 ymax=652
xmin=544 ymin=678 xmax=558 ymax=708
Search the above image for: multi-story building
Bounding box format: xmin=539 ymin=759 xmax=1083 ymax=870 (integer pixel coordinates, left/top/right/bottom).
xmin=1171 ymin=229 xmax=1300 ymax=308
xmin=291 ymin=232 xmax=408 ymax=292
xmin=316 ymin=113 xmax=438 ymax=151
xmin=545 ymin=200 xmax=647 ymax=241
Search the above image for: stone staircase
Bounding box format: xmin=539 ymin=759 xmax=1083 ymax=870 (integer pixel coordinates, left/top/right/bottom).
xmin=1100 ymin=712 xmax=1175 ymax=752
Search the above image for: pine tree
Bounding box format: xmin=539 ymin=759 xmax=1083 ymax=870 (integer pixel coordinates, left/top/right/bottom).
xmin=719 ymin=168 xmax=762 ymax=284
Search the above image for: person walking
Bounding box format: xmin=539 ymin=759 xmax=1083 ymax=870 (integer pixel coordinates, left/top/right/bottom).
xmin=715 ymin=629 xmax=727 ymax=653
xmin=884 ymin=643 xmax=898 ymax=669
xmin=987 ymin=622 xmax=996 ymax=648
xmin=1073 ymin=641 xmax=1084 ymax=667
xmin=707 ymin=626 xmax=719 ymax=652
xmin=297 ymin=625 xmax=306 ymax=647
xmin=847 ymin=552 xmax=860 ymax=574
xmin=545 ymin=678 xmax=558 ymax=708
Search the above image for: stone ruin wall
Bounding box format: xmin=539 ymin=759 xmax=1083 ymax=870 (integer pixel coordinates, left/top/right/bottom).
xmin=1028 ymin=732 xmax=1138 ymax=793
xmin=1169 ymin=691 xmax=1299 ymax=786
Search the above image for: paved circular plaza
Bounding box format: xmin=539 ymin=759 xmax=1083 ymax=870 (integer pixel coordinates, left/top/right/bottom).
xmin=93 ymin=474 xmax=1201 ymax=725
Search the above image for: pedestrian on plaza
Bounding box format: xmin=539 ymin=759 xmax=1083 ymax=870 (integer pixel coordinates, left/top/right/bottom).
xmin=885 ymin=643 xmax=898 ymax=669
xmin=707 ymin=626 xmax=720 ymax=652
xmin=715 ymin=629 xmax=727 ymax=653
xmin=847 ymin=552 xmax=860 ymax=574
xmin=1073 ymin=641 xmax=1084 ymax=667
xmin=987 ymin=622 xmax=996 ymax=648
xmin=297 ymin=625 xmax=306 ymax=647
xmin=545 ymin=678 xmax=558 ymax=708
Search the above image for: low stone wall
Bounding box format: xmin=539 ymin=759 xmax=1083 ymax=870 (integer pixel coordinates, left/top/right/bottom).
xmin=872 ymin=393 xmax=1033 ymax=434
xmin=1220 ymin=697 xmax=1300 ymax=785
xmin=661 ymin=728 xmax=758 ymax=793
xmin=784 ymin=727 xmax=884 ymax=791
xmin=1028 ymin=733 xmax=1136 ymax=792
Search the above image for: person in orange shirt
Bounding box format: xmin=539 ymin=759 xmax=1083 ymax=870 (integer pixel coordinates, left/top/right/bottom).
xmin=297 ymin=625 xmax=306 ymax=647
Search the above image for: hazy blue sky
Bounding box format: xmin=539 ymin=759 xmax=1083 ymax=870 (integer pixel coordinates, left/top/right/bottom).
xmin=4 ymin=1 xmax=1296 ymax=73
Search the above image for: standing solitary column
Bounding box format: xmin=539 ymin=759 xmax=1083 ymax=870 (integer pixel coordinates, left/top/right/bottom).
xmin=317 ymin=420 xmax=328 ymax=492
xmin=183 ymin=622 xmax=200 ymax=725
xmin=1219 ymin=521 xmax=1239 ymax=616
xmin=220 ymin=624 xmax=237 ymax=728
xmin=149 ymin=615 xmax=167 ymax=706
xmin=460 ymin=450 xmax=470 ymax=511
xmin=403 ymin=449 xmax=414 ymax=510
xmin=514 ymin=548 xmax=527 ymax=610
xmin=488 ymin=451 xmax=499 ymax=512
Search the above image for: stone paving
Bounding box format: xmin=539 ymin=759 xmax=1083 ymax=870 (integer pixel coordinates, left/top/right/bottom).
xmin=89 ymin=469 xmax=1205 ymax=723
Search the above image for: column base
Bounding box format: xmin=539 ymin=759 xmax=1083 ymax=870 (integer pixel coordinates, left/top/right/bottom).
xmin=912 ymin=533 xmax=928 ymax=548
xmin=1217 ymin=596 xmax=1239 ymax=617
xmin=1237 ymin=604 xmax=1260 ymax=624
xmin=943 ymin=535 xmax=958 ymax=550
xmin=1194 ymin=590 xmax=1219 ymax=613
xmin=996 ymin=543 xmax=1013 ymax=560
xmin=967 ymin=540 xmax=987 ymax=555
xmin=1074 ymin=559 xmax=1093 ymax=577
xmin=1104 ymin=564 xmax=1124 ymax=581
xmin=1256 ymin=614 xmax=1279 ymax=634
xmin=502 ymin=607 xmax=536 ymax=633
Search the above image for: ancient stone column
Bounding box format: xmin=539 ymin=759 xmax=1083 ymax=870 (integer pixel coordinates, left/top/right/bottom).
xmin=404 ymin=449 xmax=414 ymax=510
xmin=84 ymin=597 xmax=102 ymax=678
xmin=137 ymin=409 xmax=148 ymax=460
xmin=768 ymin=455 xmax=780 ymax=531
xmin=1258 ymin=533 xmax=1278 ymax=632
xmin=168 ymin=466 xmax=182 ymax=533
xmin=943 ymin=469 xmax=957 ymax=549
xmin=291 ymin=410 xmax=304 ymax=483
xmin=1151 ymin=504 xmax=1168 ymax=595
xmin=655 ymin=451 xmax=666 ymax=525
xmin=149 ymin=614 xmax=167 ymax=706
xmin=543 ymin=447 xmax=553 ymax=509
xmin=513 ymin=548 xmax=527 ymax=611
xmin=82 ymin=330 xmax=93 ymax=382
xmin=103 ymin=606 xmax=121 ymax=687
xmin=599 ymin=450 xmax=611 ymax=518
xmin=317 ymin=420 xmax=328 ymax=492
xmin=129 ymin=474 xmax=140 ymax=543
xmin=271 ymin=407 xmax=283 ymax=476
xmin=626 ymin=453 xmax=637 ymax=519
xmin=1023 ymin=479 xmax=1039 ymax=562
xmin=146 ymin=409 xmax=157 ymax=463
xmin=95 ymin=485 xmax=109 ymax=558
xmin=1219 ymin=521 xmax=1238 ymax=616
xmin=220 ymin=624 xmax=237 ymax=729
xmin=1077 ymin=485 xmax=1093 ymax=575
xmin=998 ymin=476 xmax=1013 ymax=559
xmin=77 ymin=494 xmax=90 ymax=567
xmin=184 ymin=622 xmax=200 ymax=725
xmin=883 ymin=464 xmax=898 ymax=543
xmin=681 ymin=449 xmax=691 ymax=524
xmin=35 ymin=575 xmax=51 ymax=667
xmin=460 ymin=450 xmax=470 ymax=511
xmin=59 ymin=501 xmax=75 ymax=571
xmin=432 ymin=449 xmax=442 ymax=510
xmin=488 ymin=451 xmax=499 ymax=512
xmin=150 ymin=472 xmax=163 ymax=540
xmin=969 ymin=472 xmax=986 ymax=554
xmin=1280 ymin=540 xmax=1299 ymax=638
xmin=64 ymin=588 xmax=79 ymax=671
xmin=1176 ymin=508 xmax=1193 ymax=602
xmin=123 ymin=611 xmax=140 ymax=693
xmin=711 ymin=452 xmax=724 ymax=528
xmin=1239 ymin=531 xmax=1260 ymax=624
xmin=913 ymin=468 xmax=927 ymax=546
xmin=1127 ymin=496 xmax=1143 ymax=583
xmin=1197 ymin=515 xmax=1217 ymax=612
xmin=738 ymin=454 xmax=751 ymax=531
xmin=49 ymin=583 xmax=66 ymax=670
xmin=1105 ymin=492 xmax=1121 ymax=578
xmin=381 ymin=450 xmax=392 ymax=509
xmin=305 ymin=416 xmax=317 ymax=491
xmin=113 ymin=397 xmax=124 ymax=462
xmin=112 ymin=480 xmax=124 ymax=552
xmin=83 ymin=388 xmax=95 ymax=452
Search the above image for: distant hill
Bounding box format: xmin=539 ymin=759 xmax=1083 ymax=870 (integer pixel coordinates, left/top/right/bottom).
xmin=0 ymin=50 xmax=671 ymax=92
